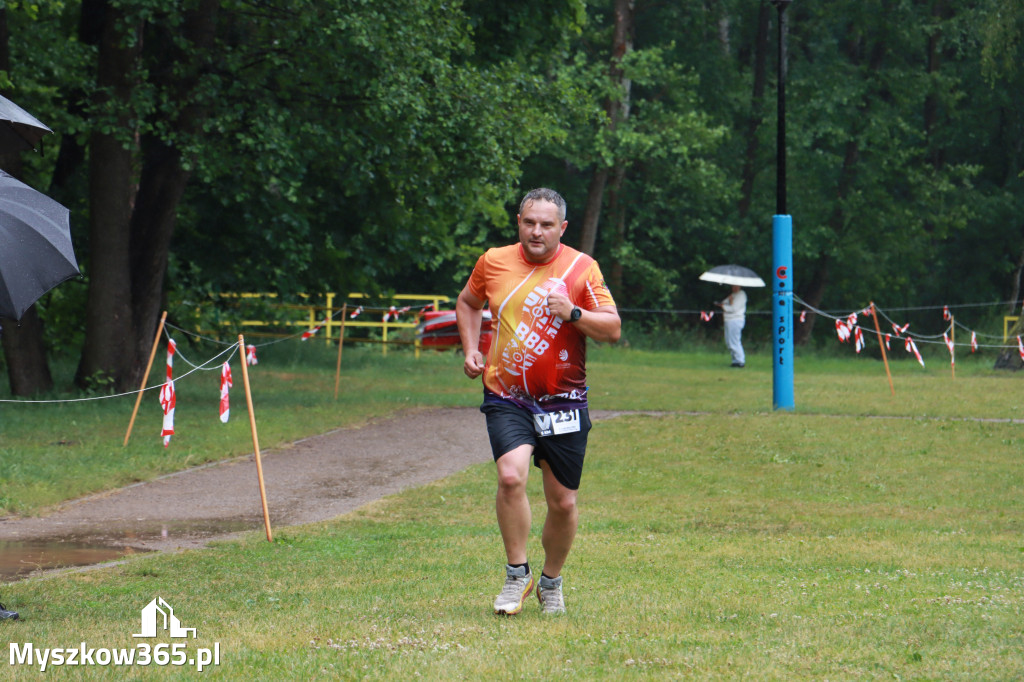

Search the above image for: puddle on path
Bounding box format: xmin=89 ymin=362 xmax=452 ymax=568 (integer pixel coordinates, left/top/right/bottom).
xmin=0 ymin=540 xmax=146 ymax=582
xmin=0 ymin=519 xmax=256 ymax=582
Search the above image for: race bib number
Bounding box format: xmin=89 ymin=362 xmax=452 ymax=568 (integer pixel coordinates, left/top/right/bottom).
xmin=532 ymin=409 xmax=581 ymax=437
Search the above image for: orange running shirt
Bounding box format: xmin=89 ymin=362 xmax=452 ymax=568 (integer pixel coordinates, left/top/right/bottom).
xmin=466 ymin=243 xmax=616 ymax=412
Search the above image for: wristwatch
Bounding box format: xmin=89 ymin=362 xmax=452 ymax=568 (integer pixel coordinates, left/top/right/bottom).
xmin=569 ymin=306 xmax=582 ymax=323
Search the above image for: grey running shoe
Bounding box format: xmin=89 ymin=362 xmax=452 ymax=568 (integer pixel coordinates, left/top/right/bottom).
xmin=493 ymin=564 xmax=534 ymax=615
xmin=537 ymin=574 xmax=566 ymax=614
xmin=0 ymin=602 xmax=19 ymax=621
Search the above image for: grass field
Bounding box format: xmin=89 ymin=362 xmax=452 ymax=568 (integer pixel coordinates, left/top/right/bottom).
xmin=2 ymin=342 xmax=1023 ymax=679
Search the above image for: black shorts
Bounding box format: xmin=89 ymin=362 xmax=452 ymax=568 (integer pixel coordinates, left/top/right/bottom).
xmin=480 ymin=400 xmax=592 ymax=491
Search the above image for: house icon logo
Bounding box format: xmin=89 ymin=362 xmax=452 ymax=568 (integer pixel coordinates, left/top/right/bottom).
xmin=133 ymin=597 xmax=197 ymax=638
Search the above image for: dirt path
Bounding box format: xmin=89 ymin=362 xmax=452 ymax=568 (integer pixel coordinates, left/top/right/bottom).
xmin=0 ymin=408 xmax=642 ymax=566
xmin=3 ymin=406 xmax=1004 ymax=566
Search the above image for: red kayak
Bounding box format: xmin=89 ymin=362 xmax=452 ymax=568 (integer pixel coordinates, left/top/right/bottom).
xmin=417 ymin=310 xmax=493 ymax=352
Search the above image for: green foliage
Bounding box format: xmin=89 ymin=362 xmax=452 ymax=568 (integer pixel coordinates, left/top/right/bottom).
xmin=165 ymin=0 xmax=591 ymax=301
xmin=522 ymin=10 xmax=735 ymax=311
xmin=978 ymin=0 xmax=1024 ymax=80
xmin=4 ymin=0 xmax=1024 ymax=377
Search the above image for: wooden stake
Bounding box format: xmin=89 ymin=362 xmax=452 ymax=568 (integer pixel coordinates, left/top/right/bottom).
xmin=334 ymin=303 xmax=347 ymax=400
xmin=239 ymin=334 xmax=273 ymax=542
xmin=870 ymin=303 xmax=895 ymax=396
xmin=124 ymin=311 xmax=168 ymax=446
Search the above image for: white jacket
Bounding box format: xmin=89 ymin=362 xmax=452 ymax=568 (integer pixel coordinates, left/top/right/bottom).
xmin=720 ymin=289 xmax=747 ymax=321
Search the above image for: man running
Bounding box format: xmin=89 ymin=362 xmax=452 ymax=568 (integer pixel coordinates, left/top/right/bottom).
xmin=456 ymin=188 xmax=621 ymax=615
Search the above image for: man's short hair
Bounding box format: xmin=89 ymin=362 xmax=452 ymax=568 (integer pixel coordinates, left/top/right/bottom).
xmin=520 ymin=188 xmax=567 ymax=222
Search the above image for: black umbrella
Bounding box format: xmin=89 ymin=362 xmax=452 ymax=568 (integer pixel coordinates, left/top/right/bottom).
xmin=0 ymin=94 xmax=53 ymax=154
xmin=698 ymin=264 xmax=766 ymax=288
xmin=0 ymin=170 xmax=79 ymax=321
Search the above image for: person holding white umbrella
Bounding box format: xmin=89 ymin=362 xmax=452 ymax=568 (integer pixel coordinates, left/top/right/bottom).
xmin=716 ymin=284 xmax=747 ymax=367
xmin=699 ymin=264 xmax=765 ymax=369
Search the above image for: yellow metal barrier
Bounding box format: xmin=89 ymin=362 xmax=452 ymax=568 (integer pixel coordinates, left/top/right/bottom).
xmin=1005 ymin=316 xmax=1019 ymax=342
xmin=202 ymin=292 xmax=452 ymax=355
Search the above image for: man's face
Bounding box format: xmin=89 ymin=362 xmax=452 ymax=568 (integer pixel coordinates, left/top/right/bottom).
xmin=517 ymin=199 xmax=567 ymax=263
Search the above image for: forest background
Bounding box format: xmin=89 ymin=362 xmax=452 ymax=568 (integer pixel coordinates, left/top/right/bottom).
xmin=0 ymin=0 xmax=1022 ymax=397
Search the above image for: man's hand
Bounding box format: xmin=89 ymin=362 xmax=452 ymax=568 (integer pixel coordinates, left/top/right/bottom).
xmin=456 ymin=286 xmax=487 ymax=378
xmin=464 ymin=350 xmax=486 ymax=379
xmin=547 ymin=291 xmax=575 ymax=322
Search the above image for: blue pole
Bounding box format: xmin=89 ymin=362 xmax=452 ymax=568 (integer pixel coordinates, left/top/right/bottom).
xmin=772 ymin=214 xmax=794 ymax=410
xmin=771 ymin=0 xmax=794 ymax=411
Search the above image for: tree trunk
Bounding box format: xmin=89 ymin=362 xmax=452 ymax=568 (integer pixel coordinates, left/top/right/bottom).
xmin=75 ymin=3 xmax=142 ymax=391
xmin=1 ymin=308 xmax=54 ymax=395
xmin=737 ymin=3 xmax=772 ymax=219
xmin=923 ymin=0 xmax=951 ymax=170
xmin=125 ymin=1 xmax=218 ymax=388
xmin=993 ymin=315 xmax=1024 ymax=370
xmin=716 ymin=6 xmax=731 ymax=56
xmin=48 ymin=0 xmax=98 ymax=198
xmin=127 ymin=142 xmax=190 ymax=388
xmin=994 ymin=244 xmax=1024 ymax=370
xmin=577 ymin=0 xmax=633 ymax=257
xmin=607 ymin=164 xmax=627 ymax=294
xmin=578 ymin=169 xmax=608 ymax=255
xmin=76 ymin=1 xmax=218 ymax=392
xmin=1008 ymin=246 xmax=1024 ymax=314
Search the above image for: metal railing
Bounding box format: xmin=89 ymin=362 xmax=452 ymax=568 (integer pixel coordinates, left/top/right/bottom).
xmin=201 ymin=292 xmax=453 ymax=355
xmin=1004 ymin=316 xmax=1019 ymax=341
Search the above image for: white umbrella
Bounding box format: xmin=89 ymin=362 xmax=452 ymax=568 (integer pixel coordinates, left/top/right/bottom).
xmin=699 ymin=264 xmax=766 ymax=288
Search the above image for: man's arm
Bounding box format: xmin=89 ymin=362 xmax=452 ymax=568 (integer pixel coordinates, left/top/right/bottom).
xmin=455 ymin=285 xmax=487 ymax=378
xmin=571 ymin=305 xmax=621 ymax=344
xmin=547 ymin=292 xmax=621 ymax=344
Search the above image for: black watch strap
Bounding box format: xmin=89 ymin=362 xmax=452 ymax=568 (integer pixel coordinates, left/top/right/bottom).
xmin=569 ymin=306 xmax=582 ymax=322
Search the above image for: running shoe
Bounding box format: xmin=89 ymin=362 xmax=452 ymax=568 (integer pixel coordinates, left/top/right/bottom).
xmin=493 ymin=564 xmax=534 ymax=615
xmin=0 ymin=602 xmax=19 ymax=621
xmin=537 ymin=574 xmax=566 ymax=614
